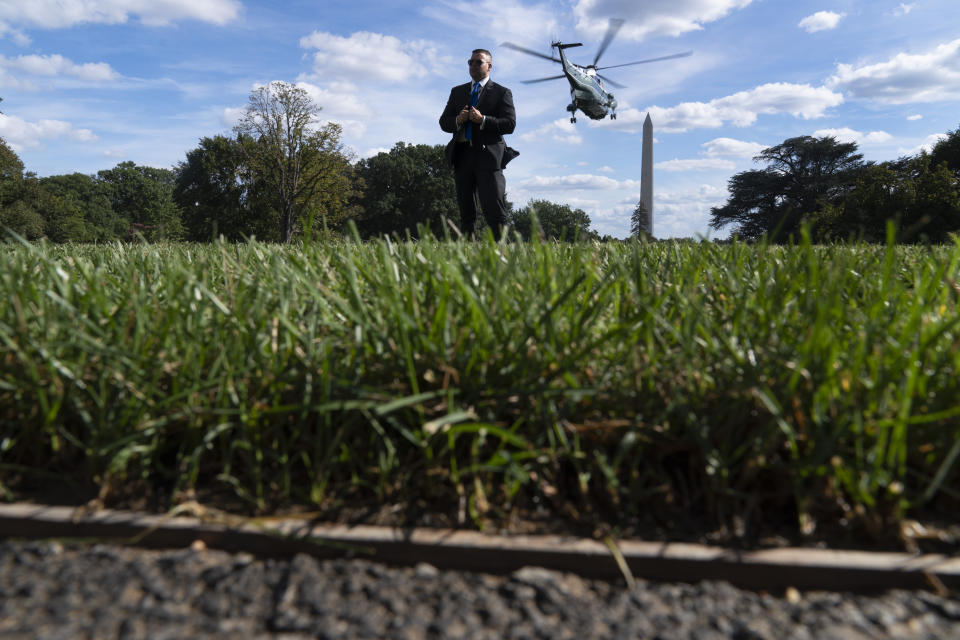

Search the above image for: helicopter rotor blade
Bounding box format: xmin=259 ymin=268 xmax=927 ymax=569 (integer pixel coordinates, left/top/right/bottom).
xmin=500 ymin=42 xmax=562 ymax=63
xmin=596 ymin=74 xmax=625 ymax=89
xmin=593 ymin=18 xmax=625 ymax=67
xmin=596 ymin=51 xmax=693 ymax=70
xmin=521 ymin=74 xmax=567 ymax=84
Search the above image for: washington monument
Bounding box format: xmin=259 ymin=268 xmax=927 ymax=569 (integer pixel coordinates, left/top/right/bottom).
xmin=640 ymin=113 xmax=653 ymax=236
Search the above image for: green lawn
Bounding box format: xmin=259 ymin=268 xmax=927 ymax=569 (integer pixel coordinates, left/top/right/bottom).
xmin=2 ymin=233 xmax=959 ymax=544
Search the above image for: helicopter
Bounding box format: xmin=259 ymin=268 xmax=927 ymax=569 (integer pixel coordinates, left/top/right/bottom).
xmin=502 ymin=19 xmax=691 ymax=123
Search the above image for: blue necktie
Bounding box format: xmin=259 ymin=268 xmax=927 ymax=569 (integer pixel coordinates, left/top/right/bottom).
xmin=465 ymin=82 xmax=480 ymax=141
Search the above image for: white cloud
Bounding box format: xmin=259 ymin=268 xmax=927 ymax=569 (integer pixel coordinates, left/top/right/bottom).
xmin=608 ymin=83 xmax=843 ymax=133
xmin=226 ymin=79 xmax=376 ymax=147
xmin=894 ymin=3 xmax=915 ymax=16
xmin=219 ymin=106 xmax=245 ymax=128
xmin=594 ymin=182 xmax=729 ymax=239
xmin=423 ymin=0 xmax=561 ymax=48
xmin=650 ymin=137 xmax=763 ymax=175
xmin=907 ymin=114 xmax=923 ymax=121
xmin=701 ymin=137 xmax=766 ymax=158
xmin=0 ymin=25 xmax=31 ymax=45
xmin=248 ymin=65 xmax=444 ymax=164
xmin=519 ymin=119 xmax=583 ymax=145
xmin=655 ymin=157 xmax=735 ymax=171
xmin=651 ymin=182 xmax=729 ymax=238
xmin=512 ymin=169 xmax=730 ymax=239
xmin=304 ymin=97 xmax=371 ymax=140
xmin=358 ymin=146 xmax=392 ymax=159
xmin=300 ymin=31 xmax=447 ymax=84
xmin=862 ymin=131 xmax=893 ymax=144
xmin=0 ymin=0 xmax=242 ymax=29
xmin=572 ymin=0 xmax=754 ymax=41
xmin=0 ymin=54 xmax=120 ymax=82
xmin=901 ymin=133 xmax=947 ymax=156
xmin=828 ymin=38 xmax=960 ymax=104
xmin=295 ymin=81 xmax=374 ymax=121
xmin=519 ymin=173 xmax=640 ymax=191
xmin=811 ymin=127 xmax=892 ymax=145
xmin=0 ymin=113 xmax=97 ymax=151
xmin=798 ymin=11 xmax=845 ymax=33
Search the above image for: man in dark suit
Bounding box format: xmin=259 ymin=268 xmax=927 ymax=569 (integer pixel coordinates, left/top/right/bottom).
xmin=439 ymin=48 xmax=516 ymax=240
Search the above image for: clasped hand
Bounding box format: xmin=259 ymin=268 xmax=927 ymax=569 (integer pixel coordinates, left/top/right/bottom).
xmin=458 ymin=106 xmax=482 ymax=126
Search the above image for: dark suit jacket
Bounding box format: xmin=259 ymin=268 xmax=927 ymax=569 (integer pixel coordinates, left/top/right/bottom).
xmin=439 ymin=80 xmax=515 ymax=171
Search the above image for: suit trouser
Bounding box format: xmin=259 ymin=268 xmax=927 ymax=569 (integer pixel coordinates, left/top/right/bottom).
xmin=454 ymin=143 xmax=507 ymax=240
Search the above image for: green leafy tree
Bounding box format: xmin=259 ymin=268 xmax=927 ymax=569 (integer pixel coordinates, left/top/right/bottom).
xmin=97 ymin=162 xmax=184 ymax=240
xmin=509 ymin=199 xmax=594 ymax=241
xmin=0 ymin=136 xmax=20 ymax=185
xmin=809 ymin=151 xmax=960 ymax=243
xmin=710 ymin=135 xmax=863 ymax=241
xmin=630 ymin=201 xmax=650 ymax=238
xmin=0 ymin=138 xmax=44 ymax=240
xmin=295 ymin=130 xmax=360 ymax=237
xmin=353 ymin=142 xmax=457 ymax=238
xmin=807 ymin=163 xmax=907 ymax=242
xmin=174 ymin=135 xmax=277 ymax=241
xmin=234 ymin=81 xmax=354 ymax=242
xmin=0 ymin=136 xmax=25 ymax=210
xmin=905 ymin=154 xmax=960 ymax=242
xmin=38 ymin=173 xmax=124 ymax=241
xmin=930 ymin=125 xmax=960 ymax=178
xmin=1 ymin=199 xmax=45 ymax=239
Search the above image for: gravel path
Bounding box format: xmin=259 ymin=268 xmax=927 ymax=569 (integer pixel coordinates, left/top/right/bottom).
xmin=1 ymin=540 xmax=958 ymax=639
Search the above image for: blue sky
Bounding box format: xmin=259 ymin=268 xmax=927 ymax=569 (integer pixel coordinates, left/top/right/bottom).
xmin=1 ymin=0 xmax=958 ymax=238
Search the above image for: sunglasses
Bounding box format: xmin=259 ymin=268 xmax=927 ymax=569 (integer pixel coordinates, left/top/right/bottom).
xmin=467 ymin=59 xmax=487 ymax=66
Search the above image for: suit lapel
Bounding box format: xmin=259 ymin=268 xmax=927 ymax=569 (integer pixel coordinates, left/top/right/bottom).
xmin=476 ymin=81 xmax=494 ymax=110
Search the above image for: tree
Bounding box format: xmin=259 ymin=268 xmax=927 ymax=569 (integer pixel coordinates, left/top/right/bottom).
xmin=509 ymin=199 xmax=594 ymax=241
xmin=294 ymin=127 xmax=359 ymax=237
xmin=353 ymin=142 xmax=457 ymax=238
xmin=234 ymin=81 xmax=354 ymax=242
xmin=0 ymin=136 xmax=25 ymax=209
xmin=930 ymin=125 xmax=960 ymax=178
xmin=0 ymin=200 xmax=44 ymax=240
xmin=38 ymin=173 xmax=124 ymax=242
xmin=905 ymin=154 xmax=960 ymax=242
xmin=174 ymin=135 xmax=276 ymax=241
xmin=808 ymin=152 xmax=960 ymax=243
xmin=630 ymin=201 xmax=650 ymax=238
xmin=710 ymin=135 xmax=863 ymax=241
xmin=0 ymin=136 xmax=20 ymax=184
xmin=97 ymin=162 xmax=184 ymax=240
xmin=807 ymin=163 xmax=906 ymax=242
xmin=0 ymin=138 xmax=44 ymax=240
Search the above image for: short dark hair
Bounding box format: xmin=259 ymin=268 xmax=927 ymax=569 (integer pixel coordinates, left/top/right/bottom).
xmin=472 ymin=49 xmax=492 ymax=63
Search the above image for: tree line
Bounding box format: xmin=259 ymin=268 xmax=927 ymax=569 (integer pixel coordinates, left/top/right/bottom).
xmin=710 ymin=128 xmax=960 ymax=243
xmin=0 ymin=82 xmax=595 ymax=244
xmin=3 ymin=81 xmax=958 ymax=244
